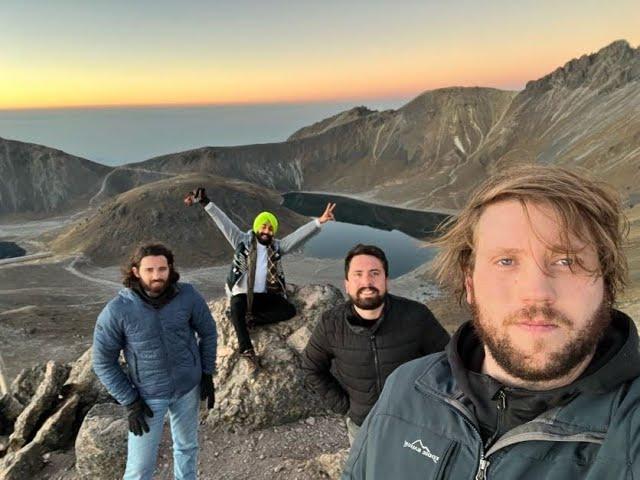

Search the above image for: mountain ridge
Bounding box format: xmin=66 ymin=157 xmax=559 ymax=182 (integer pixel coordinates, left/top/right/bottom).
xmin=1 ymin=39 xmax=638 ymax=218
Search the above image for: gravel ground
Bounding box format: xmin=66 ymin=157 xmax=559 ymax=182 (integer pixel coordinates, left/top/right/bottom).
xmin=33 ymin=414 xmax=349 ymax=480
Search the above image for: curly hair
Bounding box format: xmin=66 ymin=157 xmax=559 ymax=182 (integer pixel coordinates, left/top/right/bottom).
xmin=430 ymin=164 xmax=629 ymax=305
xmin=122 ymin=242 xmax=180 ymax=288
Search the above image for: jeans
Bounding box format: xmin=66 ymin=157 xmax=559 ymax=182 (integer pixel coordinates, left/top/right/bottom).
xmin=123 ymin=384 xmax=200 ymax=480
xmin=229 ymin=293 xmax=296 ymax=352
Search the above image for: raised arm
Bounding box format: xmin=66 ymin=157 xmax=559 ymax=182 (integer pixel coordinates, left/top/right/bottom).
xmin=185 ymin=187 xmax=244 ymax=248
xmin=279 ymin=202 xmax=336 ymax=254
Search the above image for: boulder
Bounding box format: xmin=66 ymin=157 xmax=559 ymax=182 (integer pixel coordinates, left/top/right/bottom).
xmin=0 ymin=442 xmax=44 ymax=480
xmin=303 ymin=448 xmax=349 ymax=479
xmin=0 ymin=395 xmax=23 ymax=435
xmin=9 ymin=364 xmax=46 ymax=406
xmin=0 ymin=395 xmax=81 ymax=478
xmin=64 ymin=348 xmax=112 ymax=406
xmin=32 ymin=393 xmax=80 ymax=450
xmin=7 ymin=361 xmax=70 ymax=452
xmin=208 ymin=284 xmax=344 ymax=430
xmin=74 ymin=403 xmax=128 ymax=480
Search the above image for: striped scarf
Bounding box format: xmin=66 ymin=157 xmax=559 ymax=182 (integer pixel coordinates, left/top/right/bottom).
xmin=245 ymin=234 xmax=282 ymax=325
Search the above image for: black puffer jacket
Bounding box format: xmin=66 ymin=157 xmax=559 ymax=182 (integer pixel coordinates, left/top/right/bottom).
xmin=301 ymin=294 xmax=450 ymax=425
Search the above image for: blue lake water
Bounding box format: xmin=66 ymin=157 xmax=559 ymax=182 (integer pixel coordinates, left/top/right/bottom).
xmin=0 ymin=99 xmax=406 ymax=166
xmin=302 ymin=221 xmax=434 ymax=279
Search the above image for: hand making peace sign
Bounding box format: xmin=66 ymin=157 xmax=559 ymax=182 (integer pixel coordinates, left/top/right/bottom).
xmin=318 ymin=202 xmax=337 ymax=224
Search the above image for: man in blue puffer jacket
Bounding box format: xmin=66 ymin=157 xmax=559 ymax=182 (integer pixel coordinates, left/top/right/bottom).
xmin=93 ymin=243 xmax=217 ymax=480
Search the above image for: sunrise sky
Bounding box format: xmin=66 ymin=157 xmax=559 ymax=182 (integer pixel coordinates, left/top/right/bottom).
xmin=1 ymin=0 xmax=638 ymax=109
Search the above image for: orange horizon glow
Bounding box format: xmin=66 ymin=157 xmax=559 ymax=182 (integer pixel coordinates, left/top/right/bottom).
xmin=2 ymin=2 xmax=638 ymax=110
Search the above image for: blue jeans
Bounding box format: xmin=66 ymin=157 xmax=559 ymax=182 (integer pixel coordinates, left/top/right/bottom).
xmin=123 ymin=385 xmax=200 ymax=480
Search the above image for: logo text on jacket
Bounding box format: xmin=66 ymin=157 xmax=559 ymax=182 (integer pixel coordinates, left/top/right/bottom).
xmin=403 ymin=439 xmax=440 ymax=464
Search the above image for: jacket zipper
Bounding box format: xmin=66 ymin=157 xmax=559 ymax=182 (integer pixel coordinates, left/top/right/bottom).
xmin=475 ymin=458 xmax=490 ymax=480
xmin=426 ymin=387 xmax=606 ymax=480
xmin=487 ymin=388 xmax=507 ymax=447
xmin=473 ymin=388 xmax=506 ymax=479
xmin=370 ymin=335 xmax=382 ymax=394
xmin=424 ymin=393 xmax=489 ymax=479
xmin=155 ymin=309 xmax=175 ymax=396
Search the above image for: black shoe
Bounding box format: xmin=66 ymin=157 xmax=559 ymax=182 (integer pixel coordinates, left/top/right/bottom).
xmin=240 ymin=348 xmax=261 ymax=373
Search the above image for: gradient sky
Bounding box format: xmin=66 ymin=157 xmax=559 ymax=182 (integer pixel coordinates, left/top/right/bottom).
xmin=1 ymin=0 xmax=638 ymax=109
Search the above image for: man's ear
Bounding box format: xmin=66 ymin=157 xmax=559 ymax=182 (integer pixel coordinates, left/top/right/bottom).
xmin=344 ymin=279 xmax=349 ymax=292
xmin=464 ymin=274 xmax=474 ymax=305
xmin=132 ymin=266 xmax=141 ymax=279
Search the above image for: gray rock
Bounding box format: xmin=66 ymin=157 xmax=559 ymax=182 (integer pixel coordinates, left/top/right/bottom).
xmin=75 ymin=403 xmax=128 ymax=480
xmin=32 ymin=393 xmax=80 ymax=450
xmin=286 ymin=326 xmax=312 ymax=355
xmin=9 ymin=364 xmax=46 ymax=406
xmin=302 ymin=448 xmax=349 ymax=480
xmin=7 ymin=361 xmax=70 ymax=452
xmin=0 ymin=395 xmax=23 ymax=435
xmin=207 ymin=284 xmax=343 ymax=430
xmin=64 ymin=348 xmax=111 ymax=406
xmin=0 ymin=442 xmax=44 ymax=480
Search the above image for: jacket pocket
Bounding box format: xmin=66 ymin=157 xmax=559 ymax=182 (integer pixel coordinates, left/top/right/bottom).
xmin=131 ymin=351 xmax=141 ymax=383
xmin=360 ymin=415 xmax=458 ymax=479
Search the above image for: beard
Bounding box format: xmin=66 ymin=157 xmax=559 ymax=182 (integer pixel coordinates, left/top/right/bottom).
xmin=350 ymin=287 xmax=386 ymax=310
xmin=257 ymin=233 xmax=273 ymax=246
xmin=471 ymin=300 xmax=611 ymax=383
xmin=138 ymin=278 xmax=168 ymax=297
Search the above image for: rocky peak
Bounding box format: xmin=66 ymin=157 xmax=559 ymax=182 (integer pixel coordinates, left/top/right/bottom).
xmin=287 ymin=105 xmax=377 ymax=141
xmin=524 ymin=39 xmax=640 ymax=94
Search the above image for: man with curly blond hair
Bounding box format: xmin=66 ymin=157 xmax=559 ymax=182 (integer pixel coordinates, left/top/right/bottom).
xmin=343 ymin=165 xmax=640 ymax=479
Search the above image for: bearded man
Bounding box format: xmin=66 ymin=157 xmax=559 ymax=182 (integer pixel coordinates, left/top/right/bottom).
xmin=92 ymin=243 xmax=217 ymax=480
xmin=342 ymin=165 xmax=640 ymax=479
xmin=301 ymin=243 xmax=449 ymax=445
xmin=185 ymin=187 xmax=335 ymax=370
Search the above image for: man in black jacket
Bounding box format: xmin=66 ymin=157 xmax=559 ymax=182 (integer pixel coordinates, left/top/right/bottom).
xmin=301 ymin=244 xmax=450 ymax=445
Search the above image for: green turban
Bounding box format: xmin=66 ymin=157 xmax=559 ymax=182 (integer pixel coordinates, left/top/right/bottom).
xmin=253 ymin=211 xmax=278 ymax=235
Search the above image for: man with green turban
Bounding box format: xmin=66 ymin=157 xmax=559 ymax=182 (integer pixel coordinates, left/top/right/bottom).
xmin=185 ymin=187 xmax=335 ymax=370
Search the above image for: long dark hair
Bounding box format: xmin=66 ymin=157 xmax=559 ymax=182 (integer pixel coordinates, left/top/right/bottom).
xmin=122 ymin=242 xmax=180 ymax=287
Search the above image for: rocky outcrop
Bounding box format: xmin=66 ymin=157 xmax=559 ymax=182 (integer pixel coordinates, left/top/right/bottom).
xmin=207 ymin=284 xmax=344 ymax=430
xmin=9 ymin=364 xmax=46 ymax=406
xmin=74 ymin=403 xmax=128 ymax=480
xmin=7 ymin=361 xmax=70 ymax=452
xmin=288 ymin=106 xmax=376 ymax=141
xmin=63 ymin=348 xmax=111 ymax=407
xmin=0 ymin=346 xmax=121 ymax=479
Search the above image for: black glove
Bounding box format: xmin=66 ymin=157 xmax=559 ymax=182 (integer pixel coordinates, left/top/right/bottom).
xmin=126 ymin=397 xmax=154 ymax=436
xmin=200 ymin=373 xmax=215 ymax=409
xmin=193 ymin=187 xmax=210 ymax=206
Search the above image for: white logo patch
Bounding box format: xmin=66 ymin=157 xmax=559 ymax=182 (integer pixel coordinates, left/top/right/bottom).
xmin=403 ymin=439 xmax=440 ymax=464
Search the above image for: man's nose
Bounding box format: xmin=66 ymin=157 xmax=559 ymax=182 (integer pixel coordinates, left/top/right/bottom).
xmin=517 ymin=263 xmax=557 ymax=305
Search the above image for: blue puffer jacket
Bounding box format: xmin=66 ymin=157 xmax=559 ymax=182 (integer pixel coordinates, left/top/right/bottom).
xmin=92 ymin=283 xmax=217 ymax=405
